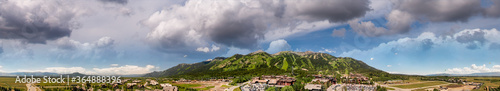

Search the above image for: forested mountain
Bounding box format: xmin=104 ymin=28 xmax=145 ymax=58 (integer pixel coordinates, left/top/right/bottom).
xmin=144 ymin=51 xmax=390 ymax=80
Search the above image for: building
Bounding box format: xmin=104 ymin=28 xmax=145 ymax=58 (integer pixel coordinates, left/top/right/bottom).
xmin=277 ymin=77 xmax=296 ymax=86
xmin=252 ymin=79 xmax=269 ymax=84
xmin=160 ymin=83 xmax=173 ymax=87
xmin=150 ymin=80 xmax=159 ymax=85
xmin=163 ymin=86 xmax=178 ymax=91
xmin=312 ymin=78 xmax=337 ymax=84
xmin=304 ymin=84 xmax=322 ymax=91
xmin=127 ymin=83 xmax=137 ymax=88
xmin=241 ymin=83 xmax=268 ymax=91
xmin=268 ymin=79 xmax=278 ymax=85
xmin=262 ymin=75 xmax=274 ymax=80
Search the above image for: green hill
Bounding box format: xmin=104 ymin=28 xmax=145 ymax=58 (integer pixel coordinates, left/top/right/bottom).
xmin=144 ymin=51 xmax=393 ymax=80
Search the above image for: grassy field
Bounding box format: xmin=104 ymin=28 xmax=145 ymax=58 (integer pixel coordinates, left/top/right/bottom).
xmin=392 ymin=81 xmax=448 ymax=89
xmin=172 ymin=83 xmax=202 ymax=88
xmin=0 ymin=77 xmax=26 ymax=90
xmin=221 ymin=85 xmax=231 ymax=88
xmin=463 ymin=77 xmax=500 ymax=87
xmin=458 ymin=77 xmax=500 ymax=90
xmin=197 ymin=86 xmax=215 ymax=90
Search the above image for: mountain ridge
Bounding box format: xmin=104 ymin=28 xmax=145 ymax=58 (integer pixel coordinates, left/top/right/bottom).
xmin=143 ymin=51 xmax=389 ymax=79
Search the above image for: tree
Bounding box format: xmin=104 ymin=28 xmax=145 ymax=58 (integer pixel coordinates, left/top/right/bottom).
xmin=292 ymin=82 xmax=305 ymax=91
xmin=266 ymin=86 xmax=277 ymax=91
xmin=281 ymin=86 xmax=294 ymax=91
xmin=433 ymin=88 xmax=439 ymax=91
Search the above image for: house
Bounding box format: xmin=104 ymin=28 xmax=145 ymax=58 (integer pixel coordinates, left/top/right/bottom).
xmin=132 ymin=80 xmax=141 ymax=83
xmin=312 ymin=78 xmax=337 ymax=84
xmin=163 ymin=86 xmax=178 ymax=91
xmin=277 ymin=77 xmax=296 ymax=86
xmin=160 ymin=83 xmax=173 ymax=87
xmin=275 ymin=75 xmax=287 ymax=78
xmin=150 ymin=80 xmax=159 ymax=85
xmin=127 ymin=83 xmax=137 ymax=88
xmin=312 ymin=75 xmax=323 ymax=78
xmin=268 ymin=79 xmax=278 ymax=85
xmin=252 ymin=77 xmax=260 ymax=80
xmin=252 ymin=79 xmax=269 ymax=84
xmin=305 ymin=84 xmax=322 ymax=91
xmin=241 ymin=83 xmax=268 ymax=91
xmin=262 ymin=75 xmax=274 ymax=80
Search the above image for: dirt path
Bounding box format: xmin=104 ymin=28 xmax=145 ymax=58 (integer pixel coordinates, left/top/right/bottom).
xmin=226 ymin=81 xmax=250 ymax=91
xmin=26 ymin=83 xmax=41 ymax=91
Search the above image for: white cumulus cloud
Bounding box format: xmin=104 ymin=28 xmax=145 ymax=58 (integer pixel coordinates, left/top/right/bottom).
xmin=110 ymin=64 xmax=119 ymax=67
xmin=16 ymin=64 xmax=155 ymax=75
xmin=196 ymin=44 xmax=220 ymax=53
xmin=446 ymin=64 xmax=500 ymax=74
xmin=265 ymin=39 xmax=291 ymax=54
xmin=93 ymin=65 xmax=155 ymax=75
xmin=340 ymin=28 xmax=500 ymax=74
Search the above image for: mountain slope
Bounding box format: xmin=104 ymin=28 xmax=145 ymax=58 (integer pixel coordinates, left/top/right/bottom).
xmin=144 ymin=51 xmax=387 ymax=79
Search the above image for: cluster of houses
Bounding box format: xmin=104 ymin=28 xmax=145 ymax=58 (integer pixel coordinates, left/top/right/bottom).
xmin=446 ymin=78 xmax=467 ymax=83
xmin=242 ymin=75 xmax=297 ymax=91
xmin=341 ymin=73 xmax=370 ymax=84
xmin=251 ymin=75 xmax=297 ymax=87
xmin=463 ymin=82 xmax=483 ymax=89
xmin=72 ymin=78 xmax=178 ymax=91
xmin=304 ymin=74 xmax=338 ymax=91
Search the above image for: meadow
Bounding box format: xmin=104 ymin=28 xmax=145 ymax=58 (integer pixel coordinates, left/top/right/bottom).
xmin=392 ymin=81 xmax=448 ymax=89
xmin=0 ymin=77 xmax=26 ymax=90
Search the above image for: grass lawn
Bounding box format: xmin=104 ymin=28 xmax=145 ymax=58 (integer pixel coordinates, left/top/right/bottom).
xmin=392 ymin=81 xmax=448 ymax=89
xmin=221 ymin=85 xmax=231 ymax=88
xmin=197 ymin=86 xmax=215 ymax=90
xmin=387 ymin=87 xmax=395 ymax=90
xmin=172 ymin=83 xmax=202 ymax=88
xmin=0 ymin=77 xmax=26 ymax=90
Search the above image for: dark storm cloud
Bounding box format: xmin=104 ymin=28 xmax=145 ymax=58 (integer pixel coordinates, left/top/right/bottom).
xmin=455 ymin=30 xmax=486 ymax=44
xmin=144 ymin=0 xmax=372 ymax=52
xmin=208 ymin=16 xmax=265 ymax=49
xmin=485 ymin=0 xmax=500 ymax=17
xmin=455 ymin=30 xmax=486 ymax=50
xmin=350 ymin=0 xmax=495 ymax=37
xmin=0 ymin=0 xmax=81 ymax=44
xmin=286 ymin=0 xmax=371 ymax=22
xmin=98 ymin=0 xmax=128 ymax=4
xmin=332 ymin=28 xmax=346 ymax=37
xmin=394 ymin=0 xmax=482 ymax=22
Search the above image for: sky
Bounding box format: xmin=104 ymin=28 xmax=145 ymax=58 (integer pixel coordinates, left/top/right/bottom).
xmin=1 ymin=0 xmax=500 ymax=75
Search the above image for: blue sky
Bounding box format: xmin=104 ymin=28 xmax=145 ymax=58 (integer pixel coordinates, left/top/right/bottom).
xmin=1 ymin=0 xmax=500 ymax=75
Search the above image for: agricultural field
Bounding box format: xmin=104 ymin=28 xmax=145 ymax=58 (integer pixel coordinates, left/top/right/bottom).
xmin=0 ymin=77 xmax=26 ymax=90
xmin=391 ymin=81 xmax=449 ymax=89
xmin=171 ymin=81 xmax=230 ymax=91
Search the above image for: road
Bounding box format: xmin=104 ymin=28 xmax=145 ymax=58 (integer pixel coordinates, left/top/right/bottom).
xmin=226 ymin=81 xmax=251 ymax=91
xmin=26 ymin=83 xmax=41 ymax=91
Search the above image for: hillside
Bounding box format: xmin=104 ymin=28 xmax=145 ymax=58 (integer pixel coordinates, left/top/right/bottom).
xmin=144 ymin=51 xmax=390 ymax=79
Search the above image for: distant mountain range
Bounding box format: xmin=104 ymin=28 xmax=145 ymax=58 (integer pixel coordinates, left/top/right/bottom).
xmin=144 ymin=51 xmax=388 ymax=78
xmin=0 ymin=72 xmax=144 ymax=77
xmin=427 ymin=72 xmax=500 ymax=76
